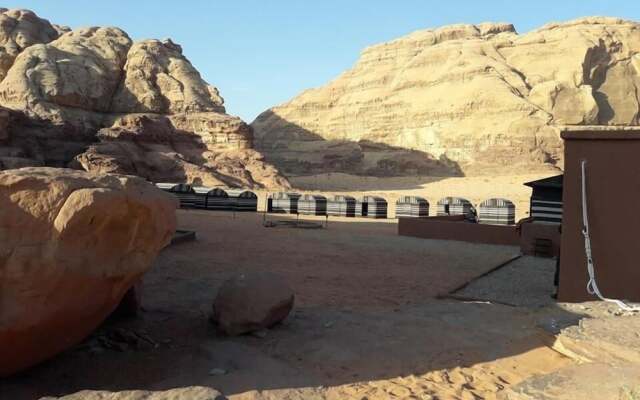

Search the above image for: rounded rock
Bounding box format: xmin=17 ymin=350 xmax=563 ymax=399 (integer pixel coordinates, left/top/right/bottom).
xmin=212 ymin=272 xmax=294 ymax=336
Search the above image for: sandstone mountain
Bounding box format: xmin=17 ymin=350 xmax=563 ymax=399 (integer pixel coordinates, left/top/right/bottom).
xmin=0 ymin=8 xmax=289 ymax=189
xmin=252 ymin=17 xmax=640 ymax=177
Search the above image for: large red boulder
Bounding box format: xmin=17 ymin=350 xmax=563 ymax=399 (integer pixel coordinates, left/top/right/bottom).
xmin=0 ymin=167 xmax=177 ymax=376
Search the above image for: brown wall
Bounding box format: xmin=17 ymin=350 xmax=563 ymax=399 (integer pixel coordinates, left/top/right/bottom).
xmin=519 ymin=222 xmax=561 ymax=258
xmin=398 ymin=217 xmax=519 ymax=246
xmin=559 ymin=128 xmax=640 ymax=302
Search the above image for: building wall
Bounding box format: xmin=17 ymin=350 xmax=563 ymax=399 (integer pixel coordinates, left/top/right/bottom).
xmin=559 ymin=128 xmax=640 ymax=302
xmin=519 ymin=222 xmax=561 ymax=258
xmin=398 ymin=218 xmax=520 ymax=246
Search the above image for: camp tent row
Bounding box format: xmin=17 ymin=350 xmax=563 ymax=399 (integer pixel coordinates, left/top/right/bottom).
xmin=268 ymin=193 xmax=389 ymax=219
xmin=156 ymin=184 xmax=516 ymax=225
xmin=267 ymin=192 xmax=516 ymax=224
xmin=155 ymin=183 xmax=258 ymax=212
xmin=435 ymin=196 xmax=516 ymax=225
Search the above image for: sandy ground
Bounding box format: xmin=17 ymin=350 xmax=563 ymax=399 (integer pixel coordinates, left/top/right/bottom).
xmin=162 ymin=211 xmax=520 ymax=309
xmin=289 ymin=173 xmax=553 ymax=220
xmin=3 ymin=210 xmax=640 ymax=399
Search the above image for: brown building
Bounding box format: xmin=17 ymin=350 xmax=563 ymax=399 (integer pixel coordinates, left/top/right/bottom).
xmin=558 ymin=126 xmax=640 ymax=303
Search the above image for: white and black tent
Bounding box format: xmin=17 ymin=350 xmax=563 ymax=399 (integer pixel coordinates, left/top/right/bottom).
xmin=396 ymin=196 xmax=429 ymax=218
xmin=327 ymin=195 xmax=357 ymax=217
xmin=436 ymin=197 xmax=476 ymax=221
xmin=193 ymin=187 xmax=231 ymax=210
xmin=155 ymin=183 xmax=197 ymax=208
xmin=268 ymin=192 xmax=301 ymax=214
xmin=524 ymin=175 xmax=563 ymax=224
xmin=358 ymin=196 xmax=388 ymax=218
xmin=478 ymin=198 xmax=515 ymax=225
xmin=298 ymin=194 xmax=327 ymax=216
xmin=227 ymin=189 xmax=258 ymax=212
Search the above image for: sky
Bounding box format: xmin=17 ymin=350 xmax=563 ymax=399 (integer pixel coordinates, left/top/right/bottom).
xmin=4 ymin=1 xmax=640 ymax=122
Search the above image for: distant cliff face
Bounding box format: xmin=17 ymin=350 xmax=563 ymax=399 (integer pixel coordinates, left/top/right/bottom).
xmin=252 ymin=17 xmax=640 ymax=177
xmin=0 ymin=8 xmax=289 ymax=189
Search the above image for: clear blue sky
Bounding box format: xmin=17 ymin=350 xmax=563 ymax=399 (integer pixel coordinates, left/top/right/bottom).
xmin=5 ymin=1 xmax=640 ymax=121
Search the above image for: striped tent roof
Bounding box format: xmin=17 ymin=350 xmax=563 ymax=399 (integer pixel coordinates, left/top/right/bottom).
xmin=331 ymin=195 xmax=356 ymax=202
xmin=479 ymin=198 xmax=514 ymax=208
xmin=437 ymin=196 xmax=472 ymax=206
xmin=155 ymin=183 xmax=193 ymax=193
xmin=362 ymin=195 xmax=387 ymax=203
xmin=193 ymin=187 xmax=229 ymax=197
xmin=270 ymin=192 xmax=301 ymax=200
xmin=226 ymin=189 xmax=257 ymax=198
xmin=300 ymin=194 xmax=327 ymax=201
xmin=396 ymin=196 xmax=428 ymax=205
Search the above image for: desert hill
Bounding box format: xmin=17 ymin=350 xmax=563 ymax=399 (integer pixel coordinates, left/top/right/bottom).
xmin=252 ymin=17 xmax=640 ymax=177
xmin=0 ymin=9 xmax=289 ymax=189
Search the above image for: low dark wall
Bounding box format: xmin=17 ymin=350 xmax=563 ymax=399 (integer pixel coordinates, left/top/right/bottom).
xmin=398 ymin=218 xmax=519 ymax=246
xmin=519 ymin=222 xmax=561 ymax=258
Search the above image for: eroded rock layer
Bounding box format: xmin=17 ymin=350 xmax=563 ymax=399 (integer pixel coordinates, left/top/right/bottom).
xmin=252 ymin=17 xmax=640 ymax=176
xmin=0 ymin=8 xmax=288 ymax=189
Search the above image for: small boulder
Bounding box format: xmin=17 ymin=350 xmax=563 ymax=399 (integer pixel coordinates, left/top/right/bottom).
xmin=212 ymin=272 xmax=294 ymax=336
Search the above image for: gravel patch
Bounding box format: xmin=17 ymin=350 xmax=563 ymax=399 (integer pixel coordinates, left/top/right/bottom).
xmin=454 ymin=256 xmax=557 ymax=307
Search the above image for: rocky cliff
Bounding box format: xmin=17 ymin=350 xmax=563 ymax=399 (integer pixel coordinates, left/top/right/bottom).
xmin=252 ymin=17 xmax=640 ymax=176
xmin=0 ymin=8 xmax=289 ymax=189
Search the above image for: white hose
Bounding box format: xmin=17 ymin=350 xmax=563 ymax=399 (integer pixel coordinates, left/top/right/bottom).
xmin=580 ymin=160 xmax=640 ymax=312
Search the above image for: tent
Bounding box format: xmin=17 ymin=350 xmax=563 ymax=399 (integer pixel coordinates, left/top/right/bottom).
xmin=226 ymin=189 xmax=258 ymax=212
xmin=436 ymin=197 xmax=476 ymax=221
xmin=298 ymin=194 xmax=327 ymax=216
xmin=358 ymin=196 xmax=388 ymax=218
xmin=327 ymin=195 xmax=357 ymax=217
xmin=155 ymin=183 xmax=197 ymax=208
xmin=524 ymin=175 xmax=563 ymax=224
xmin=478 ymin=198 xmax=515 ymax=225
xmin=395 ymin=196 xmax=429 ymax=218
xmin=193 ymin=187 xmax=231 ymax=210
xmin=269 ymin=192 xmax=301 ymax=214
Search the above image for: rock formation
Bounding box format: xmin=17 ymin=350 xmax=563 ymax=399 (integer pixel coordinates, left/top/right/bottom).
xmin=111 ymin=39 xmax=225 ymax=114
xmin=252 ymin=17 xmax=640 ymax=176
xmin=42 ymin=387 xmax=227 ymax=400
xmin=212 ymin=272 xmax=295 ymax=336
xmin=0 ymin=8 xmax=288 ymax=189
xmin=72 ymin=114 xmax=290 ymax=188
xmin=499 ymin=363 xmax=640 ymax=400
xmin=0 ymin=9 xmax=59 ymax=81
xmin=0 ymin=167 xmax=177 ymax=377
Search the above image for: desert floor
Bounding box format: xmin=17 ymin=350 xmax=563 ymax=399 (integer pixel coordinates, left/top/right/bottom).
xmin=3 ymin=210 xmax=640 ymax=399
xmin=290 ymin=173 xmax=555 ymax=220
